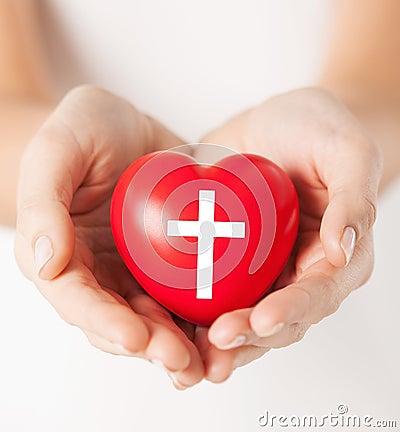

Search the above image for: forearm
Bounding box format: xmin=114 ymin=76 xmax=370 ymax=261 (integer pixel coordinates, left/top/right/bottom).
xmin=0 ymin=1 xmax=55 ymax=99
xmin=344 ymin=97 xmax=400 ymax=192
xmin=0 ymin=0 xmax=58 ymax=225
xmin=322 ymin=0 xmax=400 ymax=98
xmin=317 ymin=94 xmax=400 ymax=193
xmin=0 ymin=98 xmax=54 ymax=226
xmin=319 ymin=87 xmax=400 ymax=191
xmin=320 ymin=0 xmax=400 ymax=191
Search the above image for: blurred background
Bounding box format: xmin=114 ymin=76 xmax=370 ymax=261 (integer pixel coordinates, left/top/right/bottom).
xmin=0 ymin=1 xmax=399 ymax=431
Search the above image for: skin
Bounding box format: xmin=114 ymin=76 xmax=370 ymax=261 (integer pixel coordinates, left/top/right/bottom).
xmin=0 ymin=0 xmax=56 ymax=226
xmin=197 ymin=88 xmax=380 ymax=381
xmin=1 ymin=1 xmax=400 ymax=389
xmin=15 ymin=86 xmax=205 ymax=388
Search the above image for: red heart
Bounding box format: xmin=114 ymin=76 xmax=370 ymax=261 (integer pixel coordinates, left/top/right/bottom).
xmin=111 ymin=151 xmax=299 ymax=326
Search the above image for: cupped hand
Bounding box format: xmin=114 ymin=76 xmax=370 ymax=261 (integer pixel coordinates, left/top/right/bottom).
xmin=197 ymin=88 xmax=383 ymax=383
xmin=15 ymin=85 xmax=204 ymax=389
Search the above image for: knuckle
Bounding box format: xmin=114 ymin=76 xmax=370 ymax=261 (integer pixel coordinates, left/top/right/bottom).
xmin=362 ymin=195 xmax=378 ymax=232
xmin=18 ymin=199 xmax=42 ymax=219
xmin=117 ymin=332 xmax=143 ymax=354
xmin=301 ymin=273 xmax=342 ymax=322
xmin=20 ymin=133 xmax=50 ymax=169
xmin=294 ymin=87 xmax=334 ymax=102
xmin=17 ymin=197 xmax=71 ymax=228
xmin=289 ymin=323 xmax=309 ymax=344
xmin=339 ymin=130 xmax=369 ymax=153
xmin=85 ymin=333 xmax=97 ymax=348
xmin=352 ymin=236 xmax=375 ymax=287
xmin=66 ymin=84 xmax=102 ymax=98
xmin=319 ymin=277 xmax=342 ymax=318
xmin=58 ymin=309 xmax=76 ymax=327
xmin=335 ymin=124 xmax=379 ymax=164
xmin=65 ymin=84 xmax=110 ymax=105
xmin=325 ymin=287 xmax=342 ymax=317
xmin=235 ymin=347 xmax=269 ymax=367
xmin=64 ymin=316 xmax=77 ymax=328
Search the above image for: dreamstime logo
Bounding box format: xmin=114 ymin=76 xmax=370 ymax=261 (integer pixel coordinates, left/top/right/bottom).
xmin=121 ymin=143 xmax=277 ymax=295
xmin=258 ymin=404 xmax=398 ymax=429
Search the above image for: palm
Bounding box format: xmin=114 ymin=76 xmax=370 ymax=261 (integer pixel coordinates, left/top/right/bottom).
xmin=196 ymin=90 xmax=377 ymax=382
xmin=273 ymin=167 xmax=329 ymax=292
xmin=14 ymin=83 xmax=204 ymax=383
xmin=73 ymin=193 xmax=196 ymax=341
xmin=73 ymin=197 xmax=137 ymax=305
xmin=68 ymin=187 xmax=203 ymax=388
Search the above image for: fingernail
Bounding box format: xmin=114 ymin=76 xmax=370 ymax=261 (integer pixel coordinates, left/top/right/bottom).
xmin=259 ymin=322 xmax=284 ymax=338
xmin=34 ymin=236 xmax=53 ymax=277
xmin=218 ymin=334 xmax=247 ymax=350
xmin=170 ymin=373 xmax=188 ymax=391
xmin=340 ymin=226 xmax=356 ymax=266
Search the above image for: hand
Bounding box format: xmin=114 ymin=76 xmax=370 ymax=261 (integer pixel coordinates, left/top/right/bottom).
xmin=15 ymin=85 xmax=204 ymax=389
xmin=196 ymin=88 xmax=383 ymax=383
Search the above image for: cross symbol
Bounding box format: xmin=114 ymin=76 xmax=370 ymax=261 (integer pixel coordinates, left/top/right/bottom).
xmin=167 ymin=190 xmax=246 ymax=299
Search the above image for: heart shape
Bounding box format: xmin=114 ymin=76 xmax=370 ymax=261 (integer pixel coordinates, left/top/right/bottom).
xmin=111 ymin=150 xmax=299 ymax=326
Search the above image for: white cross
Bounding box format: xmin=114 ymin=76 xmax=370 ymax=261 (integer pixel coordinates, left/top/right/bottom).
xmin=167 ymin=190 xmax=246 ymax=299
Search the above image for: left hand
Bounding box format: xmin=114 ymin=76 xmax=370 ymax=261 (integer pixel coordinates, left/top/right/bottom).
xmin=195 ymin=88 xmax=382 ymax=383
xmin=14 ymin=86 xmax=204 ymax=390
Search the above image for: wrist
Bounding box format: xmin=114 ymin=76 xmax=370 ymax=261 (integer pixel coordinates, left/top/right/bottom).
xmin=321 ymin=82 xmax=400 ymax=191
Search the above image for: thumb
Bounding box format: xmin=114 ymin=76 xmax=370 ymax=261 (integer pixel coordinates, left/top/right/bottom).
xmin=15 ymin=128 xmax=82 ymax=280
xmin=319 ymin=137 xmax=382 ymax=267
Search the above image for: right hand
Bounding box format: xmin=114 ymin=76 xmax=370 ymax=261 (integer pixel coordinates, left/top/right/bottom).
xmin=15 ymin=85 xmax=204 ymax=389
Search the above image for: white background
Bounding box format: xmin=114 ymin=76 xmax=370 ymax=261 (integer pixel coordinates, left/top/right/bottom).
xmin=1 ymin=1 xmax=399 ymax=431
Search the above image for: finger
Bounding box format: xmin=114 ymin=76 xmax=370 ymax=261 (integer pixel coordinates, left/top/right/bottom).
xmin=209 ymin=236 xmax=372 ymax=349
xmin=169 ymin=340 xmax=204 ymax=390
xmin=208 ymin=276 xmax=336 ymax=351
xmin=250 ymin=234 xmax=373 ymax=337
xmin=143 ymin=322 xmax=191 ymax=372
xmin=126 ymin=293 xmax=204 ymax=387
xmin=16 ymin=126 xmax=84 ymax=281
xmin=34 ymin=257 xmax=150 ymax=353
xmin=250 ymin=268 xmax=341 ymax=337
xmin=195 ymin=326 xmax=242 ymax=384
xmin=86 ymin=309 xmax=204 ymax=390
xmin=231 ymin=345 xmax=270 ymax=368
xmin=247 ymin=322 xmax=310 ymax=349
xmin=319 ymin=133 xmax=382 ymax=267
xmin=208 ymin=308 xmax=253 ymax=350
xmin=208 ymin=306 xmax=286 ymax=351
xmin=202 ymin=341 xmax=269 ymax=383
xmin=169 ymin=317 xmax=205 ymax=389
xmin=84 ymin=330 xmax=144 ymax=356
xmin=208 ymin=303 xmax=305 ymax=350
xmin=194 ymin=327 xmax=231 ymax=383
xmin=84 ymin=329 xmax=201 ymax=391
xmin=203 ymin=344 xmax=236 ymax=383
